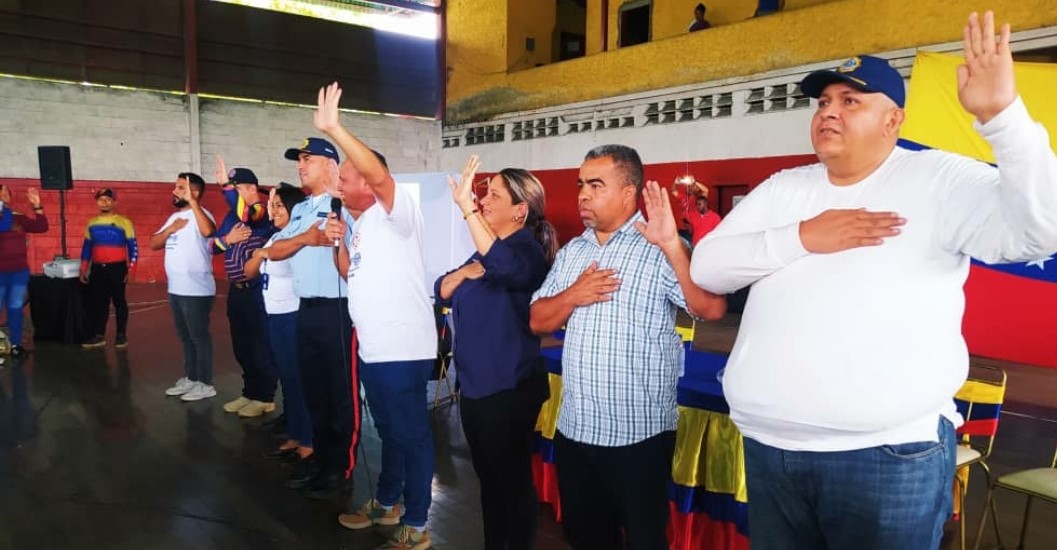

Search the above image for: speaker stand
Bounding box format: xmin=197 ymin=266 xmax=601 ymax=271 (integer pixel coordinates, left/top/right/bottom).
xmin=58 ymin=188 xmax=68 ymax=259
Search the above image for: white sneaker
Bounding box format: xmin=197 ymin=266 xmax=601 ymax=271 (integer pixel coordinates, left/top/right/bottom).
xmin=165 ymin=377 xmax=195 ymax=396
xmin=181 ymin=383 xmax=217 ymax=402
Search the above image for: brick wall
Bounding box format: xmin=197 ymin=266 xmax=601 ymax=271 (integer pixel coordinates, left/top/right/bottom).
xmin=0 ymin=178 xmax=233 ymax=283
xmin=0 ymin=76 xmax=441 ymax=282
xmin=198 ymin=99 xmax=441 ymax=183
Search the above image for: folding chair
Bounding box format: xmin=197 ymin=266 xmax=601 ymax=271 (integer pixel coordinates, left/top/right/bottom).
xmin=675 ymin=320 xmax=696 ymax=344
xmin=430 ymin=306 xmax=457 ymax=410
xmin=972 ymin=436 xmax=1057 ymax=549
xmin=952 ymin=364 xmax=1007 ymax=550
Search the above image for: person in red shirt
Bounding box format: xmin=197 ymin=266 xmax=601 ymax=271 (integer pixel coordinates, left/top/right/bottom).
xmin=672 ymin=178 xmax=721 ymax=246
xmin=0 ymin=185 xmax=48 ymax=356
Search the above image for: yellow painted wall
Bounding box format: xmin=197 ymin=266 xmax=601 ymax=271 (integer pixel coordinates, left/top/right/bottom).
xmin=585 ymin=0 xmax=604 ymax=55
xmin=786 ymin=0 xmax=834 ymax=8
xmin=446 ymin=0 xmax=1057 ymax=123
xmin=446 ymin=0 xmax=508 ymax=82
xmin=508 ymin=0 xmax=556 ymax=71
xmin=604 ymin=0 xmax=835 ymax=53
xmin=638 ymin=0 xmax=753 ymax=47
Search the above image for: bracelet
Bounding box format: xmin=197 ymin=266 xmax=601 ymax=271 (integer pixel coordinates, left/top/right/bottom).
xmin=463 ymin=208 xmax=479 ymax=220
xmin=32 ymin=205 xmax=43 ymax=211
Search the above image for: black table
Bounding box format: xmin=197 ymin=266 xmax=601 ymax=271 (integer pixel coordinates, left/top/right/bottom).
xmin=29 ymin=275 xmax=88 ymax=344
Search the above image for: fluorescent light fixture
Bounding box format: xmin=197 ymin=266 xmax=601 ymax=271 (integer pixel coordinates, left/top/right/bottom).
xmin=211 ymin=0 xmax=438 ymax=39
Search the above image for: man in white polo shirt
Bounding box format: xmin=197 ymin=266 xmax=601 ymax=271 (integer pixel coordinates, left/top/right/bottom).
xmin=691 ymin=12 xmax=1057 ymax=549
xmin=315 ymin=82 xmax=437 ymax=550
xmin=150 ymin=172 xmax=218 ymax=403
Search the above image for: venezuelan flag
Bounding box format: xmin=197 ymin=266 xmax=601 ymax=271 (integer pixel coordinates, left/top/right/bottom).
xmin=533 ymin=346 xmax=749 ymax=550
xmin=900 ymin=52 xmax=1057 ymax=369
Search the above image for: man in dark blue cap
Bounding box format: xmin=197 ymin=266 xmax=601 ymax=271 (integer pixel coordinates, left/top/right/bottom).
xmin=263 ymin=136 xmax=358 ymax=500
xmin=210 ymin=162 xmax=278 ymax=418
xmin=692 ymin=11 xmax=1057 ymax=549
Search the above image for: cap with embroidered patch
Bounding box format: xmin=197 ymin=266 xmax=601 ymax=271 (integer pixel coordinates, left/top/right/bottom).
xmin=284 ymin=137 xmax=340 ymax=163
xmin=800 ymin=55 xmax=905 ymax=108
xmin=227 ymin=167 xmax=259 ymax=186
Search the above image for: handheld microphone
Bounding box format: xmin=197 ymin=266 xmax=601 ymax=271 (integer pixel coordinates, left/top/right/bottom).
xmin=330 ymin=197 xmax=343 ymax=247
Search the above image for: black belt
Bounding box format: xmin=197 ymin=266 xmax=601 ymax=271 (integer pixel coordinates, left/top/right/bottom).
xmin=231 ymin=280 xmax=261 ymax=290
xmin=92 ymin=262 xmax=127 ymax=268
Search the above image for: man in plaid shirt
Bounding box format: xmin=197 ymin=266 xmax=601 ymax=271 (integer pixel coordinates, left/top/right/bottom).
xmin=530 ymin=144 xmax=726 ymax=549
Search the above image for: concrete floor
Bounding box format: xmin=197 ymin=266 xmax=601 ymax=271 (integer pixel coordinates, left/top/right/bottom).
xmin=1 ymin=283 xmax=1055 ymax=549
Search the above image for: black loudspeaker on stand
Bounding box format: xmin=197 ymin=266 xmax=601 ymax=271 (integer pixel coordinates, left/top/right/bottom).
xmin=37 ymin=145 xmax=73 ymax=258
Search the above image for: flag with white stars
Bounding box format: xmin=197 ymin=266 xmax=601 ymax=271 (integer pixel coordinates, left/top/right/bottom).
xmin=899 ymin=52 xmax=1057 ymax=368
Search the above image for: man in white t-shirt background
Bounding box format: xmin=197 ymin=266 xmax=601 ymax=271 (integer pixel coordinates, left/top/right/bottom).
xmin=149 ymin=172 xmax=218 ymax=403
xmin=317 ymin=82 xmax=437 ymax=550
xmin=691 ymin=11 xmax=1057 ymax=549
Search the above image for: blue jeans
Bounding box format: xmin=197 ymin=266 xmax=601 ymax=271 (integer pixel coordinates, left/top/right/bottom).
xmin=269 ymin=311 xmax=312 ymax=447
xmin=0 ymin=269 xmax=29 ymax=346
xmin=360 ymin=358 xmax=435 ymax=528
xmin=168 ymin=294 xmax=214 ymax=384
xmin=743 ymin=417 xmax=956 ymax=549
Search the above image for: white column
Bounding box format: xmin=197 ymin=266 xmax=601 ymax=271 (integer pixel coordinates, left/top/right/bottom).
xmin=188 ymin=93 xmax=202 ymax=174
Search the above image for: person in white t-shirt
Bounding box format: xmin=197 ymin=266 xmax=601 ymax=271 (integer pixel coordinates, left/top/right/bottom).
xmin=690 ymin=12 xmax=1057 ymax=549
xmin=314 ymin=83 xmax=437 ymax=549
xmin=245 ymin=185 xmax=315 ymax=465
xmin=149 ymin=172 xmax=218 ymax=402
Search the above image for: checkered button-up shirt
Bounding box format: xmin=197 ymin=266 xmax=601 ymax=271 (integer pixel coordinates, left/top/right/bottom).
xmin=532 ymin=211 xmax=687 ymax=447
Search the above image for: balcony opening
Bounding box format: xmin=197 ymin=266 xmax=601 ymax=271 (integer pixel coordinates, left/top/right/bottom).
xmin=618 ymin=0 xmax=651 ymax=48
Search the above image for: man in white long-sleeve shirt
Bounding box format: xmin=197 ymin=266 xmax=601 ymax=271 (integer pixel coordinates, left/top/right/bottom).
xmin=690 ymin=11 xmax=1057 ymax=549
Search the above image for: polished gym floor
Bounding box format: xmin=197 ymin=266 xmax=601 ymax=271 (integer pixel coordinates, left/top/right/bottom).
xmin=1 ymin=283 xmax=1055 ymax=549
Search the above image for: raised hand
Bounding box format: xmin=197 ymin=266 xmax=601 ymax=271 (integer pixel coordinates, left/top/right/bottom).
xmin=314 ymin=82 xmax=343 ymax=134
xmin=215 ymin=154 xmax=229 ymax=185
xmin=448 ymin=155 xmax=480 ymax=213
xmin=26 ymin=188 xmax=40 ymax=207
xmin=958 ymin=11 xmax=1016 ymax=124
xmin=184 ymin=183 xmax=200 ymax=206
xmin=564 ymin=261 xmax=621 ymax=306
xmin=266 ymin=187 xmax=278 ymax=221
xmin=635 ymin=180 xmax=680 ymax=250
xmin=798 ymin=208 xmax=905 ymax=253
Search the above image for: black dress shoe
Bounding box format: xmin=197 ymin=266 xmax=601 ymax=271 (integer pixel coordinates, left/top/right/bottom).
xmin=303 ymin=472 xmax=354 ymax=501
xmin=285 ymin=455 xmax=321 ymax=490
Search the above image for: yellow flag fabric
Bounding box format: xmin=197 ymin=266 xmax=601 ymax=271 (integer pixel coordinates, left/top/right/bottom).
xmin=901 ymin=51 xmax=1057 ymax=162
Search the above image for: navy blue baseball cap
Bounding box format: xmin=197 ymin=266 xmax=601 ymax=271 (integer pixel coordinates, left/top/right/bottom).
xmin=800 ymin=55 xmax=905 ymax=108
xmin=284 ymin=137 xmax=340 ymax=163
xmin=227 ymin=167 xmax=258 ymax=185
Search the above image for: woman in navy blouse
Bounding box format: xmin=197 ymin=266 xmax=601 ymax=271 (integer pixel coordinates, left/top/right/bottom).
xmin=435 ymin=155 xmax=557 ymax=550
